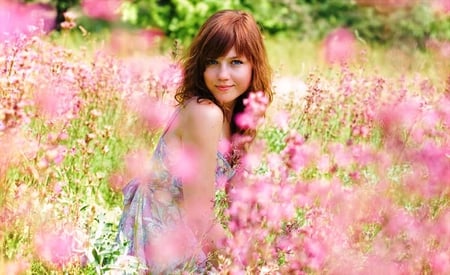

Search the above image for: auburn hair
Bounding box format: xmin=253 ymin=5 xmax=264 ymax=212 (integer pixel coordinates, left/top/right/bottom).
xmin=175 ymin=9 xmax=273 ymax=135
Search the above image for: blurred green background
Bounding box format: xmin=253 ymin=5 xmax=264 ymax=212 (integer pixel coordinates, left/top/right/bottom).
xmin=34 ymin=0 xmax=450 ymax=48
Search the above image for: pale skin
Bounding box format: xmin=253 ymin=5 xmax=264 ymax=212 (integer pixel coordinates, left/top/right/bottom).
xmin=163 ymin=47 xmax=252 ymax=252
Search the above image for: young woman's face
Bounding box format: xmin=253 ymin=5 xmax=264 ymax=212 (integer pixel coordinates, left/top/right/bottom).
xmin=203 ymin=46 xmax=252 ymax=108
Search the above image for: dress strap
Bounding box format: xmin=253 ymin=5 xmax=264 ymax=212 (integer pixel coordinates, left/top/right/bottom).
xmin=161 ymin=106 xmax=182 ymax=137
xmin=161 ymin=97 xmax=196 ymax=137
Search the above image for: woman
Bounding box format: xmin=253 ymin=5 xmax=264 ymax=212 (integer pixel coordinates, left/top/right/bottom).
xmin=117 ymin=9 xmax=273 ymax=274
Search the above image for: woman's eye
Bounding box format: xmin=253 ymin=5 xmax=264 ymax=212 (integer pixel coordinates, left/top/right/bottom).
xmin=231 ymin=60 xmax=244 ymax=65
xmin=206 ymin=59 xmax=218 ymax=65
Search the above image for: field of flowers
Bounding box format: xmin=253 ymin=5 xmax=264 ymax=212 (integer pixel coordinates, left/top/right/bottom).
xmin=1 ymin=14 xmax=450 ymax=275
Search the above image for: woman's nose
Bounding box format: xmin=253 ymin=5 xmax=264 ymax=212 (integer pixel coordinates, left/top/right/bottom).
xmin=218 ymin=64 xmax=230 ymax=79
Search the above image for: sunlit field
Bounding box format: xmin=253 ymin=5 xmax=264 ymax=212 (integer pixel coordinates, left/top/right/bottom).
xmin=2 ymin=8 xmax=450 ymax=275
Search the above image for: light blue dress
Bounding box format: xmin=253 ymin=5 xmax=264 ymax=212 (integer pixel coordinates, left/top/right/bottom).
xmin=117 ymin=107 xmax=235 ymax=274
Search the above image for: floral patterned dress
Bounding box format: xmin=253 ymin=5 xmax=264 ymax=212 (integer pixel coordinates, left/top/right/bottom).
xmin=116 ymin=108 xmax=235 ymax=274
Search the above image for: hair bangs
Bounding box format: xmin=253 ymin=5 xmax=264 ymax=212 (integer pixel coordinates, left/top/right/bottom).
xmin=202 ymin=27 xmax=235 ymax=60
xmin=233 ymin=33 xmax=253 ymax=62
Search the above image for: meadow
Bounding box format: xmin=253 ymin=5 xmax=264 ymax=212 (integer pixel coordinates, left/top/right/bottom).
xmin=1 ymin=22 xmax=450 ymax=274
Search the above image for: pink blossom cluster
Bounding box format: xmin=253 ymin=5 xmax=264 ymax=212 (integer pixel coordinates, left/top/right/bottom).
xmin=33 ymin=224 xmax=86 ymax=268
xmin=216 ymin=68 xmax=450 ymax=273
xmin=81 ymin=0 xmax=123 ymax=21
xmin=0 ymin=1 xmax=55 ymax=40
xmin=235 ymin=91 xmax=270 ymax=130
xmin=0 ymin=25 xmax=180 ymax=272
xmin=322 ymin=28 xmax=357 ymax=65
xmin=432 ymin=0 xmax=450 ymax=15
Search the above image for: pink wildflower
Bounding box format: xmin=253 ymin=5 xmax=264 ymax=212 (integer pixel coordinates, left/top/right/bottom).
xmin=34 ymin=81 xmax=80 ymax=120
xmin=109 ymin=172 xmax=126 ymax=193
xmin=432 ymin=0 xmax=450 ymax=15
xmin=81 ymin=0 xmax=123 ymax=21
xmin=218 ymin=138 xmax=232 ymax=155
xmin=159 ymin=63 xmax=182 ymax=93
xmin=0 ymin=1 xmax=55 ymax=40
xmin=60 ymin=11 xmax=76 ymax=30
xmin=235 ymin=91 xmax=269 ymax=130
xmin=145 ymin=223 xmax=202 ymax=269
xmin=410 ymin=141 xmax=450 ymax=197
xmin=130 ymin=95 xmax=174 ymax=131
xmin=317 ymin=154 xmax=331 ymax=173
xmin=322 ymin=28 xmax=357 ymax=65
xmin=267 ymin=153 xmax=286 ymax=177
xmin=281 ymin=130 xmax=308 ymax=172
xmin=304 ymin=237 xmax=326 ymax=270
xmin=33 ymin=227 xmax=85 ymax=268
xmin=426 ymin=39 xmax=450 ymax=59
xmin=272 ymin=110 xmax=290 ymax=131
xmin=53 ymin=181 xmax=66 ymax=195
xmin=430 ymin=252 xmax=450 ymax=274
xmin=165 ymin=144 xmax=199 ymax=183
xmin=124 ymin=149 xmax=153 ymax=183
xmin=2 ymin=260 xmax=30 ymax=275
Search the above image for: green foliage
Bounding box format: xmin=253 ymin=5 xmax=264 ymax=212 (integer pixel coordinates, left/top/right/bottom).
xmin=121 ymin=0 xmax=242 ymax=41
xmin=291 ymin=1 xmax=450 ymax=48
xmin=260 ymin=127 xmax=287 ymax=153
xmin=119 ymin=0 xmax=450 ymax=47
xmin=21 ymin=0 xmax=450 ymax=46
xmin=83 ymin=207 xmax=130 ymax=274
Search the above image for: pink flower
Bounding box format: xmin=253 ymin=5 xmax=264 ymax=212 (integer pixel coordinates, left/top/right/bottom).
xmin=377 ymin=97 xmax=422 ymax=134
xmin=159 ymin=63 xmax=182 ymax=93
xmin=109 ymin=172 xmax=126 ymax=193
xmin=235 ymin=91 xmax=269 ymax=130
xmin=129 ymin=95 xmax=174 ymax=131
xmin=432 ymin=0 xmax=450 ymax=15
xmin=272 ymin=110 xmax=290 ymax=131
xmin=430 ymin=252 xmax=450 ymax=274
xmin=53 ymin=181 xmax=66 ymax=195
xmin=2 ymin=259 xmax=30 ymax=275
xmin=241 ymin=152 xmax=262 ymax=171
xmin=124 ymin=149 xmax=153 ymax=183
xmin=304 ymin=237 xmax=326 ymax=270
xmin=0 ymin=1 xmax=55 ymax=40
xmin=281 ymin=131 xmax=310 ymax=172
xmin=267 ymin=153 xmax=286 ymax=176
xmin=60 ymin=11 xmax=76 ymax=30
xmin=322 ymin=28 xmax=357 ymax=65
xmin=44 ymin=145 xmax=67 ymax=165
xmin=218 ymin=139 xmax=232 ymax=155
xmin=81 ymin=0 xmax=123 ymax=21
xmin=145 ymin=223 xmax=202 ymax=269
xmin=165 ymin=144 xmax=199 ymax=183
xmin=34 ymin=227 xmax=84 ymax=268
xmin=34 ymin=81 xmax=80 ymax=120
xmin=317 ymin=155 xmax=331 ymax=173
xmin=234 ymin=112 xmax=255 ymax=129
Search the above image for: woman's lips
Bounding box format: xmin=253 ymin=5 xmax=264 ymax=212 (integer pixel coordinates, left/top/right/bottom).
xmin=216 ymin=85 xmax=233 ymax=91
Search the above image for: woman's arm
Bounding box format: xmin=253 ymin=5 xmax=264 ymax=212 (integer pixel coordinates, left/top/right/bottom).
xmin=178 ymin=99 xmax=226 ymax=251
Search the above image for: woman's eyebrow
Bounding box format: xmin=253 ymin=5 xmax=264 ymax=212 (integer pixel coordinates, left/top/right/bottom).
xmin=227 ymin=56 xmax=246 ymax=60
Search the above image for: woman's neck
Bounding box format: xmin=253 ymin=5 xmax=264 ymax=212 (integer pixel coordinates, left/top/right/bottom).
xmin=222 ymin=101 xmax=236 ymax=122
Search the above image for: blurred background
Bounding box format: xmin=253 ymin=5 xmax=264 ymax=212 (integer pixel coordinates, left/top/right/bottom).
xmin=2 ymin=0 xmax=450 ymax=75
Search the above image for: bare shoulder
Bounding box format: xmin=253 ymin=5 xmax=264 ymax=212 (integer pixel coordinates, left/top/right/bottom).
xmin=176 ymin=98 xmax=224 ymax=144
xmin=182 ymin=98 xmax=223 ymax=126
